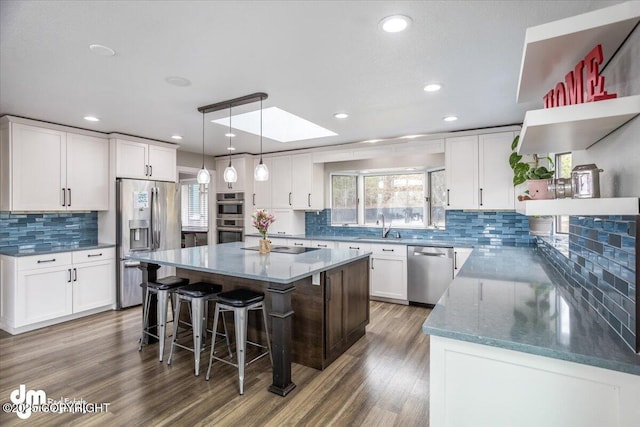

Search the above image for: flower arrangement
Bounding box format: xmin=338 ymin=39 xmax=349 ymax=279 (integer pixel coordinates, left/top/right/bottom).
xmin=252 ymin=209 xmax=276 ymax=239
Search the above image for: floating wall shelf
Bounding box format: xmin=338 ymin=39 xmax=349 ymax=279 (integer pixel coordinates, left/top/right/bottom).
xmin=517 ymin=1 xmax=640 ymax=103
xmin=516 ymin=95 xmax=640 ymax=154
xmin=516 ymin=197 xmax=639 ymax=216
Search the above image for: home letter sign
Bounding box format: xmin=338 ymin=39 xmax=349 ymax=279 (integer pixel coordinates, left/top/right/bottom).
xmin=542 ymin=44 xmax=617 ymax=108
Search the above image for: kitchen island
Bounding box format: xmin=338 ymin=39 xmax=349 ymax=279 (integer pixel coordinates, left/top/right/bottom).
xmin=423 ymin=246 xmax=640 ymax=426
xmin=126 ymin=242 xmax=371 ymax=396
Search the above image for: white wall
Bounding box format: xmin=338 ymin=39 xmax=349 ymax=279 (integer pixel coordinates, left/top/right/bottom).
xmin=572 ymin=26 xmax=640 ymax=197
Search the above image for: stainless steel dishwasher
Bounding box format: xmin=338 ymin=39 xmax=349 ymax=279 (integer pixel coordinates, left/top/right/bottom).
xmin=407 ymin=246 xmax=454 ymax=306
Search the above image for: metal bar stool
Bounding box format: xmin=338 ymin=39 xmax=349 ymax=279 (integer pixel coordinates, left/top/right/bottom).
xmin=205 ymin=288 xmax=273 ymax=395
xmin=138 ymin=276 xmax=189 ymax=362
xmin=167 ymin=282 xmax=232 ymax=376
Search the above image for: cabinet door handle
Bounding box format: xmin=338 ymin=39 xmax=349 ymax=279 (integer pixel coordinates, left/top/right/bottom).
xmin=454 ymin=251 xmax=458 ymax=270
xmin=145 ymin=165 xmax=148 ymax=176
xmin=308 ymin=193 xmax=311 ymax=207
xmin=349 ymin=246 xmax=359 ymax=250
xmin=73 ymin=268 xmax=77 ymax=282
xmin=37 ymin=258 xmax=56 ymax=264
xmin=277 ymin=231 xmax=286 ymax=235
xmin=67 ymin=188 xmax=71 ymax=207
xmin=62 ymin=188 xmax=66 ymax=207
xmin=253 ymin=193 xmax=256 ymax=206
xmin=382 ymin=248 xmax=394 ymax=252
xmin=294 ymin=242 xmax=303 ymax=246
xmin=446 ymin=189 xmax=450 ymax=206
xmin=479 ymin=188 xmax=483 ymax=206
xmin=87 ymin=253 xmax=103 ymax=258
xmin=371 ymin=258 xmax=375 ymax=270
xmin=317 ymin=244 xmax=327 ymax=248
xmin=68 ymin=268 xmax=72 ymax=283
xmin=289 ymin=192 xmax=292 ymax=206
xmin=149 ymin=165 xmax=152 ymax=177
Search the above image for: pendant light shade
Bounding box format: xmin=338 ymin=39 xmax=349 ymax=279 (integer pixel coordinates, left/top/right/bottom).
xmin=197 ymin=111 xmax=210 ymax=184
xmin=254 ymin=96 xmax=269 ymax=181
xmin=254 ymin=160 xmax=269 ymax=181
xmin=223 ymin=105 xmax=237 ymax=183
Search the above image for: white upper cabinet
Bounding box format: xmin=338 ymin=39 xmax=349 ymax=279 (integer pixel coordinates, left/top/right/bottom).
xmin=252 ymin=157 xmax=272 ymax=209
xmin=0 ymin=120 xmax=109 ymax=212
xmin=263 ymin=153 xmax=324 ymax=211
xmin=116 ymin=138 xmax=176 ymax=182
xmin=66 ymin=133 xmax=109 ymax=210
xmin=270 ymin=155 xmax=293 ymax=208
xmin=291 ymin=153 xmax=324 ymax=210
xmin=445 ymin=132 xmax=515 ymax=210
xmin=445 ymin=135 xmax=478 ymax=210
xmin=478 ymin=133 xmax=515 ymax=210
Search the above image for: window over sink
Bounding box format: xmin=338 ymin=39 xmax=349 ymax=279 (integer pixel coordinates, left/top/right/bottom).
xmin=330 ymin=169 xmax=445 ymax=229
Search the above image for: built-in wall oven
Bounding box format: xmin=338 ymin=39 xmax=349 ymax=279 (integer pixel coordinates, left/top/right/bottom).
xmin=216 ymin=192 xmax=244 ymax=243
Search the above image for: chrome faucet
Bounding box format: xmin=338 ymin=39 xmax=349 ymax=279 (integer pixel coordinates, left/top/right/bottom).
xmin=377 ymin=214 xmax=392 ymax=238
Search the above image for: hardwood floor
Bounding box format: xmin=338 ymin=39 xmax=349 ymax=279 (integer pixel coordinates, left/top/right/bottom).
xmin=0 ymin=302 xmax=431 ymax=426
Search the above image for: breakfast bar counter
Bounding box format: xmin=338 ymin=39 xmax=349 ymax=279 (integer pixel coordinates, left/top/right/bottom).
xmin=126 ymin=242 xmax=371 ymax=396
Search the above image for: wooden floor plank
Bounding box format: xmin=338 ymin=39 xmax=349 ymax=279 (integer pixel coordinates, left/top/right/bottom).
xmin=0 ymin=302 xmax=431 ymax=426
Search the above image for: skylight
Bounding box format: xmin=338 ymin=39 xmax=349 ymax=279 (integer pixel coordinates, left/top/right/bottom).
xmin=212 ymin=107 xmax=337 ymax=143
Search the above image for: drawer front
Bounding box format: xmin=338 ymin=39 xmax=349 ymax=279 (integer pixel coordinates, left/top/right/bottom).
xmin=369 ymin=243 xmax=406 ymax=257
xmin=72 ymin=247 xmax=115 ymax=264
xmin=336 ymin=241 xmax=371 ymax=252
xmin=311 ymin=240 xmax=337 ymax=249
xmin=17 ymin=252 xmax=73 ymax=271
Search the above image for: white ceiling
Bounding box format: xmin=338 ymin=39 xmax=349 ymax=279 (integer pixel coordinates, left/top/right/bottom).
xmin=0 ymin=0 xmax=622 ymax=157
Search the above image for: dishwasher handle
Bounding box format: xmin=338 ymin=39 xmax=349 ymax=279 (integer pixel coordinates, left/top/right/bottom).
xmin=413 ymin=252 xmax=447 ymax=257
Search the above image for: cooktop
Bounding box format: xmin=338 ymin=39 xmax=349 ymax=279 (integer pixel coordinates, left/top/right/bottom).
xmin=242 ymin=245 xmax=321 ymax=254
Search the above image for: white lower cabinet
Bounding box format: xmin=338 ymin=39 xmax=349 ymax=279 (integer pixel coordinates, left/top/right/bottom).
xmin=16 ymin=266 xmax=73 ymax=326
xmin=430 ymin=335 xmax=640 ymax=427
xmin=370 ymin=257 xmax=407 ymax=300
xmin=0 ymin=248 xmax=115 ymax=334
xmin=453 ymin=247 xmax=473 ymax=277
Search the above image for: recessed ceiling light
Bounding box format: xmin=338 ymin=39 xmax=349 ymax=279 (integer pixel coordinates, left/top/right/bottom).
xmin=405 ymin=168 xmax=417 ymax=171
xmin=361 ymin=170 xmax=370 ymax=173
xmin=334 ymin=112 xmax=349 ymax=119
xmin=225 ymin=133 xmax=236 ymax=138
xmin=89 ymin=44 xmax=115 ymax=56
xmin=83 ymin=116 xmax=100 ymax=122
xmin=379 ymin=15 xmax=412 ymax=33
xmin=227 ymin=146 xmax=236 ymax=151
xmin=212 ymin=107 xmax=337 ymax=143
xmin=171 ymin=135 xmax=183 ymax=140
xmin=165 ymin=76 xmax=191 ymax=87
xmin=400 ymin=134 xmax=424 ymax=139
xmin=424 ymin=84 xmax=442 ymax=92
xmin=443 ymin=115 xmax=458 ymax=122
xmin=362 ymin=139 xmax=381 ymax=144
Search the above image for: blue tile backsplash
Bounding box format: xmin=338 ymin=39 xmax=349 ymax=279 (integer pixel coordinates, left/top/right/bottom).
xmin=538 ymin=215 xmax=638 ymax=352
xmin=305 ymin=209 xmax=536 ymax=246
xmin=0 ymin=212 xmax=98 ymax=251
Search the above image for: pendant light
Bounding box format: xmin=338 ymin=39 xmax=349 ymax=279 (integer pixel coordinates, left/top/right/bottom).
xmin=223 ymin=104 xmax=238 ymax=183
xmin=196 ymin=111 xmax=210 ymax=185
xmin=254 ymin=96 xmax=269 ymax=181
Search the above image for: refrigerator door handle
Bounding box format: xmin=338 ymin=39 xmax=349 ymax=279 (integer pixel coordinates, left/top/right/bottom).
xmin=155 ymin=187 xmax=161 ymax=249
xmin=150 ymin=186 xmax=155 ymax=250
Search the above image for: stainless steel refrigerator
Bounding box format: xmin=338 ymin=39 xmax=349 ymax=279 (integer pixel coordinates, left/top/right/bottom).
xmin=116 ymin=179 xmax=180 ymax=308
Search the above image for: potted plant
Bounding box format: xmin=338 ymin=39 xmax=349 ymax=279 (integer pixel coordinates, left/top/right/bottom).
xmin=252 ymin=209 xmax=276 ymax=253
xmin=510 ymin=135 xmax=554 ymax=236
xmin=509 ymin=135 xmax=554 ymax=200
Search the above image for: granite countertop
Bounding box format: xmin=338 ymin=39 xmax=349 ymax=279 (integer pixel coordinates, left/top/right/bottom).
xmin=422 ymin=246 xmax=640 ymax=375
xmin=246 ymin=233 xmax=474 ymax=248
xmin=126 ymin=241 xmax=372 ymax=284
xmin=0 ymin=243 xmax=116 ymax=257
